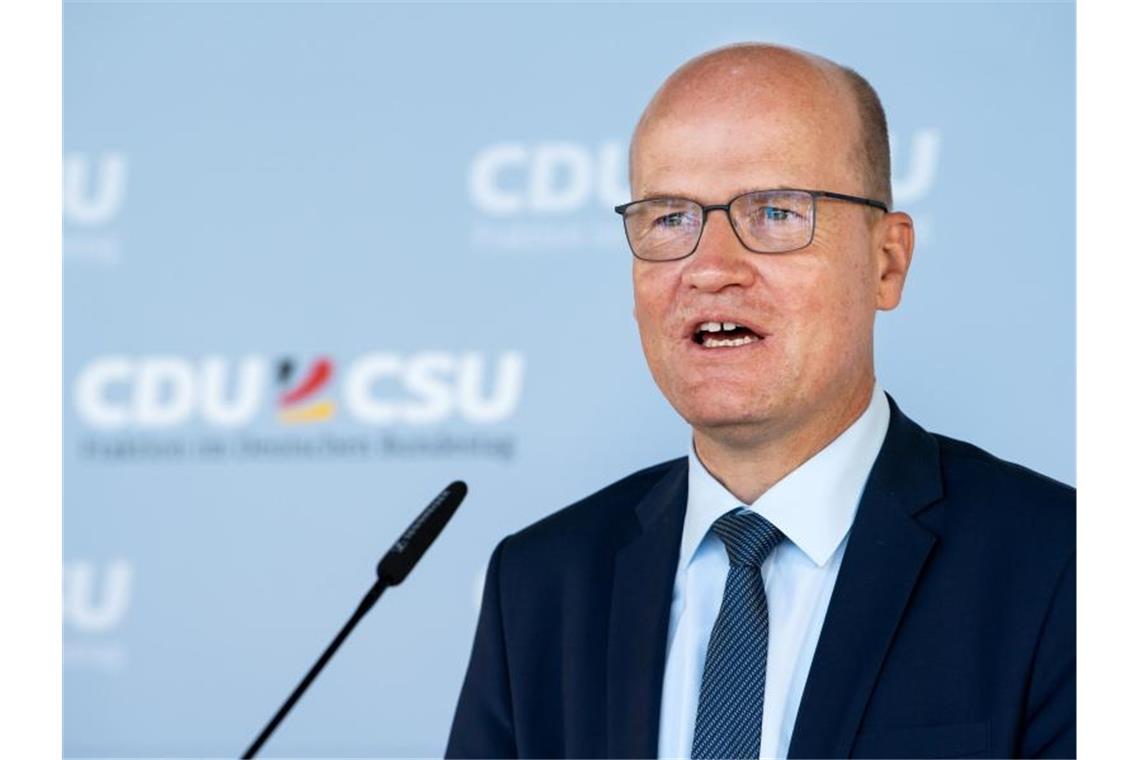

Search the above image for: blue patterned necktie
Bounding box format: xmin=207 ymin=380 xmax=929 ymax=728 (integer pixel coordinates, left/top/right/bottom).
xmin=691 ymin=507 xmax=785 ymax=760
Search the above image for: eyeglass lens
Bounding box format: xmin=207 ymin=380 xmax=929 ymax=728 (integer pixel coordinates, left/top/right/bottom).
xmin=621 ymin=190 xmax=815 ymax=261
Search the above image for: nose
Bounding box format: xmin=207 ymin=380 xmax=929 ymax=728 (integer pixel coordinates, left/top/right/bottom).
xmin=680 ymin=208 xmax=757 ymax=292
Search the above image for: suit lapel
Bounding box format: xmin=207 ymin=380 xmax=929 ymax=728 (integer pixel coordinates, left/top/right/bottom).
xmin=606 ymin=459 xmax=688 ymax=759
xmin=788 ymin=397 xmax=944 ymax=759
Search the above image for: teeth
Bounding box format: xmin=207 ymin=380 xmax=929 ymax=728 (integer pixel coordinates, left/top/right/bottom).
xmin=699 ymin=321 xmax=722 ymax=333
xmin=703 ymin=334 xmax=759 ymax=348
xmin=723 ymin=322 xmax=737 ymax=331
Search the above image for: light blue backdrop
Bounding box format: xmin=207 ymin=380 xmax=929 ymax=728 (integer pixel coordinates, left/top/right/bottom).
xmin=64 ymin=2 xmax=1074 ymax=756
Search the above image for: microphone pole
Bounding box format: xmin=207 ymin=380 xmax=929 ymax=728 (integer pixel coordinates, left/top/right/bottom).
xmin=242 ymin=480 xmax=468 ymax=759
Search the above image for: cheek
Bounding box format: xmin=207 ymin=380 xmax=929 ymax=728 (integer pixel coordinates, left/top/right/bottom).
xmin=632 ymin=266 xmax=677 ymax=334
xmin=632 ymin=290 xmax=668 ymax=373
xmin=771 ymin=255 xmax=876 ymax=355
xmin=631 ymin=288 xmax=654 ymax=344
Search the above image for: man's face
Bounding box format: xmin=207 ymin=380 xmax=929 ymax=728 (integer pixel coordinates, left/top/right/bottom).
xmin=630 ymin=77 xmax=892 ymax=447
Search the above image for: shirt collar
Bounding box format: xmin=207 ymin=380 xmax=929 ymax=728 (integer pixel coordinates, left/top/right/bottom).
xmin=681 ymin=384 xmax=891 ymax=569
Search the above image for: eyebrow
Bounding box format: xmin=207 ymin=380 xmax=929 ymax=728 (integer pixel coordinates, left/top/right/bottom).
xmin=635 ymin=185 xmax=800 ymax=202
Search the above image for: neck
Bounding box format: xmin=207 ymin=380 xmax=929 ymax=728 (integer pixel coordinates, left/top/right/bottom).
xmin=692 ymin=380 xmax=876 ymax=504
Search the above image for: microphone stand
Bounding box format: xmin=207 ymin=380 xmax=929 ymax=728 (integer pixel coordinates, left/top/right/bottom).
xmin=240 ymin=479 xmax=466 ymax=758
xmin=242 ymin=579 xmax=387 ymax=759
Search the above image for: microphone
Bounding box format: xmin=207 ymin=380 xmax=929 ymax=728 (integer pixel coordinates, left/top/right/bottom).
xmin=242 ymin=480 xmax=468 ymax=759
xmin=377 ymin=480 xmax=468 ymax=585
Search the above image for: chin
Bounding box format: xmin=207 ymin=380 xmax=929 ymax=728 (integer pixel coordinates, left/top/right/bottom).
xmin=673 ymin=396 xmax=779 ymax=437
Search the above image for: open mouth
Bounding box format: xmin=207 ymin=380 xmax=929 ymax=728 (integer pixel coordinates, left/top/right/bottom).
xmin=691 ymin=321 xmax=764 ymax=348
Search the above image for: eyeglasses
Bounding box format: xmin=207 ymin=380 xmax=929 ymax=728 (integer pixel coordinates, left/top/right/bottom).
xmin=613 ymin=188 xmax=888 ymax=262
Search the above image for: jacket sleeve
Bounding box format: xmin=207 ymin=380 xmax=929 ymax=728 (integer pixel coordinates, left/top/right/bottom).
xmin=445 ymin=538 xmax=518 ymax=759
xmin=1019 ymin=553 xmax=1076 ymax=758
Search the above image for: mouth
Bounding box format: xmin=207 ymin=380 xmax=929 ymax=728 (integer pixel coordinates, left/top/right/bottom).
xmin=687 ymin=319 xmax=767 ymax=349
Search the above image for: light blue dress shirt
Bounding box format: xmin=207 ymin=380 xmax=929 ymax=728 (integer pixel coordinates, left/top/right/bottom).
xmin=657 ymin=385 xmax=890 ymax=759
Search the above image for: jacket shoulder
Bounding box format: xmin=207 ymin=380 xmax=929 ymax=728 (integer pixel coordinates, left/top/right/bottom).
xmin=931 ymin=432 xmax=1074 ymax=554
xmin=500 ymin=457 xmax=684 ymax=561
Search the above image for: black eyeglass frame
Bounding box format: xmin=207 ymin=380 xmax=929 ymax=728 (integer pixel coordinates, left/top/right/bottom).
xmin=613 ymin=188 xmax=889 ymax=261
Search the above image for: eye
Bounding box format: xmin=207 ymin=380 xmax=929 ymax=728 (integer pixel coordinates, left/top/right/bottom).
xmin=760 ymin=206 xmax=794 ymax=222
xmin=654 ymin=211 xmax=697 ymax=229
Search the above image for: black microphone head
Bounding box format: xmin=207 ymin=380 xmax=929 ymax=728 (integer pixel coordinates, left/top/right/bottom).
xmin=376 ymin=480 xmax=467 ymax=586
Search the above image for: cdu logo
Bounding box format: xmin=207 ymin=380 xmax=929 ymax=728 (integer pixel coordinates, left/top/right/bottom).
xmin=277 ymin=356 xmax=336 ymax=424
xmin=466 ymin=131 xmax=941 ymax=216
xmin=468 ymin=141 xmax=628 ymax=216
xmin=73 ymin=351 xmax=526 ymax=430
xmin=74 ymin=355 xmax=268 ymax=429
xmin=465 ymin=132 xmax=940 ymax=253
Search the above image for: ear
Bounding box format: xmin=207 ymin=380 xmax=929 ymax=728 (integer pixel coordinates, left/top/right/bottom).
xmin=874 ymin=211 xmax=915 ymax=311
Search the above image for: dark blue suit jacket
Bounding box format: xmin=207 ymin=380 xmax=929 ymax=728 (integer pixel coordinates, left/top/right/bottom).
xmin=446 ymin=398 xmax=1075 ymax=758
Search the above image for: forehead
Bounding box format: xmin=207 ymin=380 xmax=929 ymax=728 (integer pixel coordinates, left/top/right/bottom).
xmin=630 ymin=70 xmax=862 ymax=202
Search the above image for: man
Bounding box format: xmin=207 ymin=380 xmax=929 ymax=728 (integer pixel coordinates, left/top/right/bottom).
xmin=446 ymin=43 xmax=1074 ymax=759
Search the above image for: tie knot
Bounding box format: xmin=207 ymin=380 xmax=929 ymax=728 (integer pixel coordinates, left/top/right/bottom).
xmin=712 ymin=508 xmax=784 ymax=568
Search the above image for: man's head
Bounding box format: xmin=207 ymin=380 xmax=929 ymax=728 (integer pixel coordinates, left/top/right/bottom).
xmin=627 ymin=43 xmax=914 ymax=451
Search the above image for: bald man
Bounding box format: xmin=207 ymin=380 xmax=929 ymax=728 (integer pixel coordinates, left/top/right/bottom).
xmin=447 ymin=44 xmax=1074 ymax=759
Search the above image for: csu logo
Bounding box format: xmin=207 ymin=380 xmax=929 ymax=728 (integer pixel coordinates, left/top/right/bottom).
xmin=891 ymin=129 xmax=941 ymax=205
xmin=64 ymin=152 xmax=128 ymax=226
xmin=74 ymin=351 xmax=525 ymax=429
xmin=64 ymin=559 xmax=132 ymax=633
